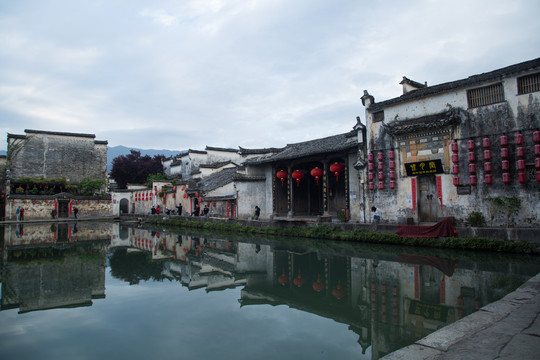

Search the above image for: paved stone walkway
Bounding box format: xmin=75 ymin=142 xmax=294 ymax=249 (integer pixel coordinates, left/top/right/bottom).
xmin=383 ymin=273 xmax=540 ymax=359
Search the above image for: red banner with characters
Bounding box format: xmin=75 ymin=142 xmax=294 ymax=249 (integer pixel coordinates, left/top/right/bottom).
xmin=411 ymin=178 xmax=416 ymax=214
xmin=436 ymin=176 xmax=443 ymax=211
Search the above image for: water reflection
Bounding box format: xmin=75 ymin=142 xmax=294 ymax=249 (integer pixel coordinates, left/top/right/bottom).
xmin=1 ymin=222 xmax=538 ymax=359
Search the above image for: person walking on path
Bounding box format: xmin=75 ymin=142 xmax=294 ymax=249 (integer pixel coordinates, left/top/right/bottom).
xmin=253 ymin=206 xmax=260 ymax=220
xmin=73 ymin=206 xmax=78 ymax=219
xmin=16 ymin=207 xmax=20 ymax=221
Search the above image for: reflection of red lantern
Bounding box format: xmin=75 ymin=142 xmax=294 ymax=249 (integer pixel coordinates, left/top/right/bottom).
xmin=312 ymin=274 xmax=325 ymax=292
xmin=332 ymin=281 xmax=345 ymax=300
xmin=310 ymin=167 xmax=323 ymax=185
xmin=278 ymin=269 xmax=288 ymax=286
xmin=329 ymin=162 xmax=344 ymax=181
xmin=276 ymin=170 xmax=287 ymax=186
xmin=293 ymin=271 xmax=305 ymax=287
xmin=292 ymin=170 xmax=304 ymax=187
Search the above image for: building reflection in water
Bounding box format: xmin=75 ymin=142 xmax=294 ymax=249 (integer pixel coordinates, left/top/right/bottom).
xmin=1 ymin=222 xmax=110 ymax=313
xmin=1 ymin=222 xmax=537 ymax=358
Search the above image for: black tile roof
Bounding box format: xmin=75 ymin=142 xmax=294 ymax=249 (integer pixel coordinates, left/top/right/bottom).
xmin=369 ymin=57 xmax=540 ymax=111
xmin=244 ymin=131 xmax=357 ymax=165
xmin=383 ymin=108 xmax=462 ymax=136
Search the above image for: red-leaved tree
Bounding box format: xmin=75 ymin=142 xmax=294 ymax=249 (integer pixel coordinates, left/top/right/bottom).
xmin=110 ymin=150 xmax=164 ymax=189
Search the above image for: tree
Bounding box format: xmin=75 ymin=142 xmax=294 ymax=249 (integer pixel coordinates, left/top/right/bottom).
xmin=78 ymin=177 xmax=106 ymax=196
xmin=502 ymin=197 xmax=521 ymax=227
xmin=110 ymin=150 xmax=164 ymax=189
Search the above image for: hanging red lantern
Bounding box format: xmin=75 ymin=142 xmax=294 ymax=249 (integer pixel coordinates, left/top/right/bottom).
xmin=515 ymin=133 xmax=524 ymax=145
xmin=503 ymin=172 xmax=511 ymax=184
xmin=467 ymin=140 xmax=475 ymax=150
xmin=368 ymin=172 xmax=374 ymax=181
xmin=452 ymin=165 xmax=459 ymax=174
xmin=468 ymin=163 xmax=476 ymax=173
xmin=470 ymin=175 xmax=477 ymax=186
xmin=389 ymin=160 xmax=395 ymax=169
xmin=291 ymin=170 xmax=304 ymax=187
xmin=276 ymin=170 xmax=287 ymax=186
xmin=483 ymin=150 xmax=491 ymax=161
xmin=482 ymin=137 xmax=491 ymax=148
xmin=378 ymin=171 xmax=384 ymax=180
xmin=468 ymin=152 xmax=475 ymax=162
xmin=378 ymin=162 xmax=384 ymax=171
xmin=485 ymin=174 xmax=493 ymax=184
xmin=500 ymin=135 xmax=508 ymax=146
xmin=390 ymin=180 xmax=396 ymax=189
xmin=329 ymin=162 xmax=344 ymax=181
xmin=453 ymin=176 xmax=460 ymax=186
xmin=390 ymin=170 xmax=396 ymax=179
xmin=518 ymin=172 xmax=527 ymax=184
xmin=517 ymin=147 xmax=525 ymax=158
xmin=451 ymin=141 xmax=459 ymax=153
xmin=534 ymin=131 xmax=540 ymax=143
xmin=377 ymin=151 xmax=383 ymax=161
xmin=293 ymin=271 xmax=305 ymax=287
xmin=517 ymin=160 xmax=526 ymax=170
xmin=368 ymin=163 xmax=374 ymax=171
xmin=369 ymin=182 xmax=375 ymax=190
xmin=278 ymin=269 xmax=288 ymax=286
xmin=378 ymin=181 xmax=384 ymax=190
xmin=484 ymin=162 xmax=492 ymax=172
xmin=452 ymin=153 xmax=459 ymax=164
xmin=535 ymin=144 xmax=540 ymax=156
xmin=312 ymin=274 xmax=325 ymax=292
xmin=502 ymin=160 xmax=510 ymax=171
xmin=310 ymin=167 xmax=323 ymax=185
xmin=154 ymin=186 xmax=157 ymax=195
xmin=388 ymin=150 xmax=395 ymax=159
xmin=368 ymin=153 xmax=374 ymax=162
xmin=332 ymin=281 xmax=345 ymax=300
xmin=536 ymin=157 xmax=540 ymax=169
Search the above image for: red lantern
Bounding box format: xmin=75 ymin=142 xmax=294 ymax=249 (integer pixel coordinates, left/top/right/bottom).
xmin=368 ymin=172 xmax=374 ymax=181
xmin=310 ymin=167 xmax=323 ymax=185
xmin=292 ymin=170 xmax=304 ymax=187
xmin=451 ymin=141 xmax=459 ymax=153
xmin=518 ymin=172 xmax=527 ymax=184
xmin=536 ymin=157 xmax=540 ymax=169
xmin=452 ymin=165 xmax=460 ymax=174
xmin=378 ymin=171 xmax=384 ymax=180
xmin=390 ymin=170 xmax=396 ymax=179
xmin=329 ymin=162 xmax=344 ymax=181
xmin=377 ymin=151 xmax=383 ymax=161
xmin=484 ymin=162 xmax=492 ymax=172
xmin=453 ymin=176 xmax=460 ymax=186
xmin=468 ymin=152 xmax=475 ymax=162
xmin=482 ymin=137 xmax=491 ymax=148
xmin=389 ymin=160 xmax=395 ymax=169
xmin=388 ymin=150 xmax=395 ymax=159
xmin=503 ymin=172 xmax=511 ymax=184
xmin=515 ymin=133 xmax=524 ymax=145
xmin=517 ymin=160 xmax=525 ymax=170
xmin=368 ymin=153 xmax=374 ymax=162
xmin=470 ymin=175 xmax=477 ymax=186
xmin=368 ymin=163 xmax=374 ymax=171
xmin=535 ymin=144 xmax=540 ymax=156
xmin=469 ymin=163 xmax=476 ymax=173
xmin=276 ymin=170 xmax=287 ymax=186
xmin=467 ymin=140 xmax=475 ymax=150
xmin=452 ymin=153 xmax=459 ymax=164
xmin=378 ymin=162 xmax=384 ymax=171
xmin=485 ymin=174 xmax=493 ymax=184
xmin=534 ymin=131 xmax=540 ymax=143
xmin=369 ymin=182 xmax=374 ymax=190
xmin=502 ymin=160 xmax=510 ymax=171
xmin=483 ymin=150 xmax=491 ymax=161
xmin=500 ymin=135 xmax=508 ymax=146
xmin=378 ymin=181 xmax=384 ymax=190
xmin=501 ymin=147 xmax=509 ymax=158
xmin=390 ymin=180 xmax=396 ymax=189
xmin=517 ymin=147 xmax=525 ymax=158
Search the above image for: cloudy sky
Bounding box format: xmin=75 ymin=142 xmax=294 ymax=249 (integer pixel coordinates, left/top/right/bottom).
xmin=1 ymin=0 xmax=539 ymax=152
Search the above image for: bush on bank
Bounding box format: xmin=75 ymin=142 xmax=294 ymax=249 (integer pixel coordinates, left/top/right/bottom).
xmin=143 ymin=217 xmax=535 ymax=254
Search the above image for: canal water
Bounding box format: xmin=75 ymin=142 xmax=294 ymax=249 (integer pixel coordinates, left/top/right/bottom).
xmin=1 ymin=222 xmax=539 ymax=360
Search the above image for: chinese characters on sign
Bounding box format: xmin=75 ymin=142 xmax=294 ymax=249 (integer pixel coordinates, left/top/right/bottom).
xmin=405 ymin=159 xmax=444 ymax=176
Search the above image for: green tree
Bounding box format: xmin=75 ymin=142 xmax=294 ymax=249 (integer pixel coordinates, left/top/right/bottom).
xmin=485 ymin=197 xmax=504 ymax=226
xmin=146 ymin=173 xmax=168 ymax=188
xmin=502 ymin=197 xmax=521 ymax=227
xmin=78 ymin=177 xmax=106 ymax=196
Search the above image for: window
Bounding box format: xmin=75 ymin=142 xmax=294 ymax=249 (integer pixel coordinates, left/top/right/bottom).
xmin=373 ymin=111 xmax=384 ymax=122
xmin=467 ymin=83 xmax=504 ymax=108
xmin=517 ymin=73 xmax=540 ymax=95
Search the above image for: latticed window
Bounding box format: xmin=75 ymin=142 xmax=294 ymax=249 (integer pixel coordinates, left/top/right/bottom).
xmin=467 ymin=83 xmax=504 ymax=108
xmin=517 ymin=73 xmax=540 ymax=95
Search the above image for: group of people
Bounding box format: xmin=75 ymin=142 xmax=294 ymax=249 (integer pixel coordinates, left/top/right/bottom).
xmin=190 ymin=204 xmax=209 ymax=217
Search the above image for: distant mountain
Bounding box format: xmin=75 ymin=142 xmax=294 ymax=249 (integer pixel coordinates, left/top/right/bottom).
xmin=107 ymin=146 xmax=185 ymax=172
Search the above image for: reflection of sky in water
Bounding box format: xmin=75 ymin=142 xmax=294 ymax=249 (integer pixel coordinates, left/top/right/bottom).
xmin=0 ymin=268 xmax=369 ymax=360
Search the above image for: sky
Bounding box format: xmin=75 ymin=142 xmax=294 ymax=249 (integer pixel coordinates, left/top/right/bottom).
xmin=1 ymin=0 xmax=539 ymax=153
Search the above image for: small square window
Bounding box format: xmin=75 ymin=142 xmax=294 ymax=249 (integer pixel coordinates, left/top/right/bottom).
xmin=373 ymin=111 xmax=384 ymax=122
xmin=467 ymin=83 xmax=504 ymax=108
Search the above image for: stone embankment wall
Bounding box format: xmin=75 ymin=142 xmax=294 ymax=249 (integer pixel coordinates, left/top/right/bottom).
xmin=6 ymin=196 xmax=112 ymax=220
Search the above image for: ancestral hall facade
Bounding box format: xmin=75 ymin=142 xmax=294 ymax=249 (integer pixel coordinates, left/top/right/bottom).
xmin=360 ymin=57 xmax=540 ymax=226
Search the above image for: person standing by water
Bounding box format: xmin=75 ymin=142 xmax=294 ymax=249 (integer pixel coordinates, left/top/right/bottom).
xmin=253 ymin=206 xmax=260 ymax=220
xmin=176 ymin=204 xmax=182 ymax=216
xmin=20 ymin=207 xmax=24 ymax=221
xmin=73 ymin=206 xmax=79 ymax=219
xmin=16 ymin=207 xmax=20 ymax=221
xmin=371 ymin=206 xmax=380 ymax=224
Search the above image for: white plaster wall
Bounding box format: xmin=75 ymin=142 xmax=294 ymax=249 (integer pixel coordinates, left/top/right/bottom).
xmin=236 ymin=180 xmax=267 ymax=219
